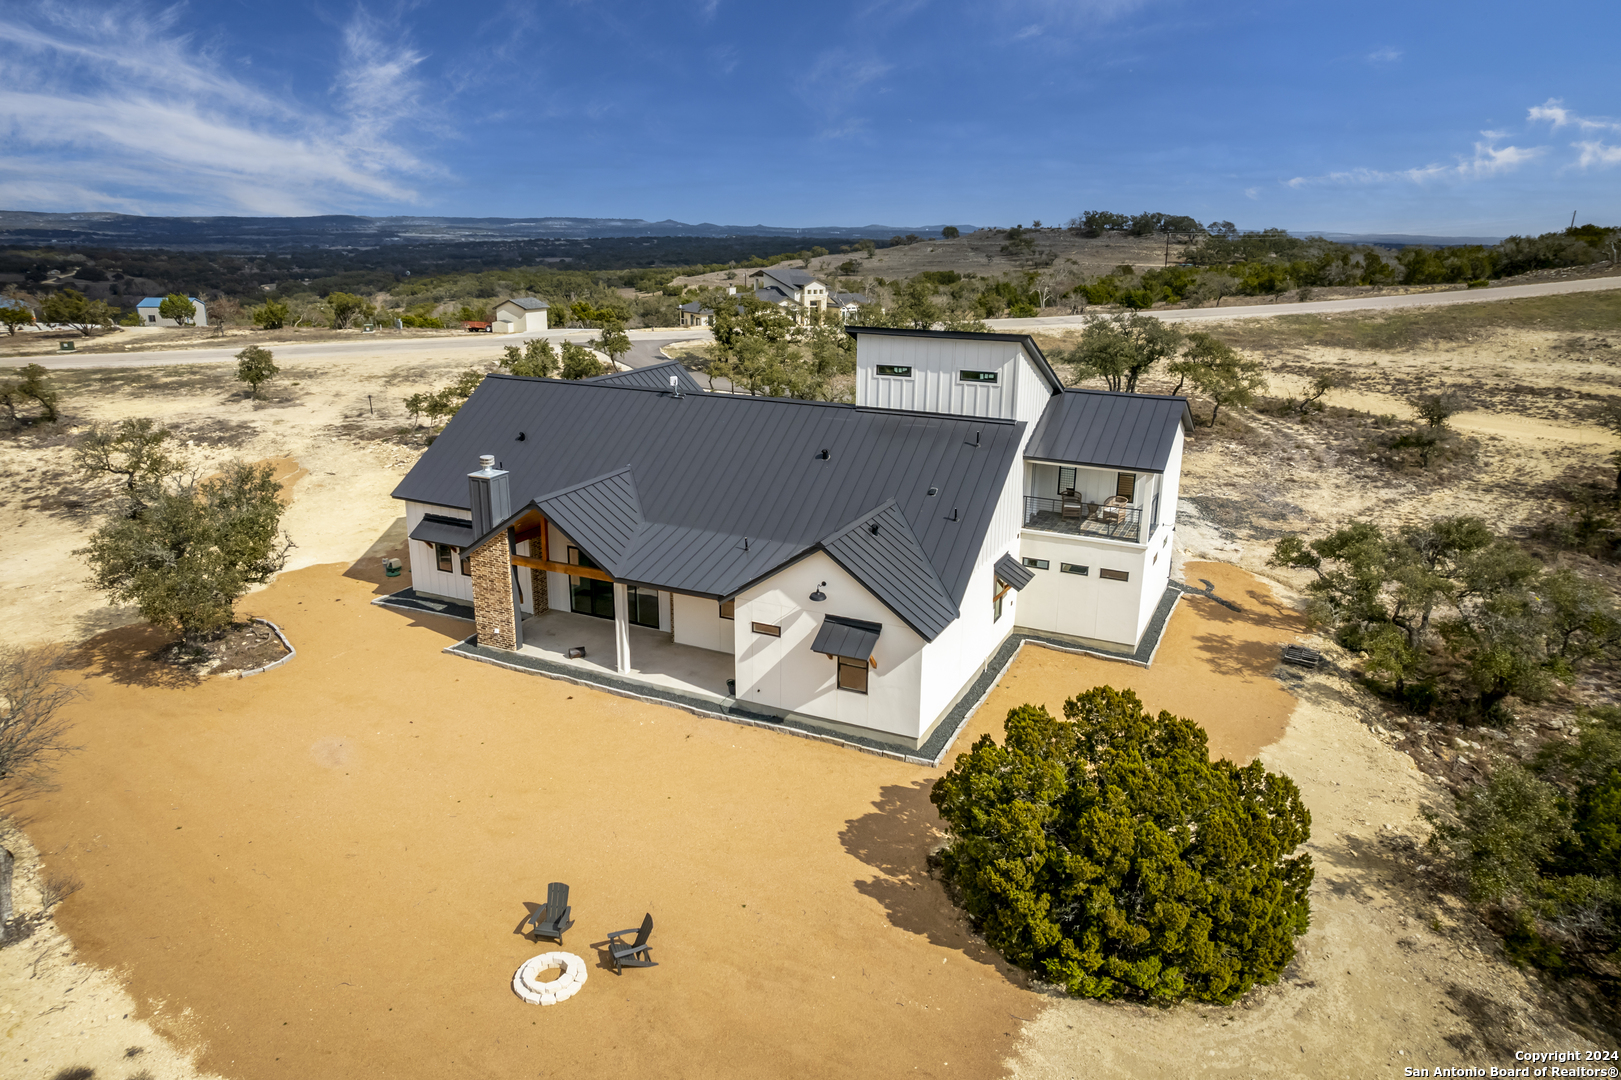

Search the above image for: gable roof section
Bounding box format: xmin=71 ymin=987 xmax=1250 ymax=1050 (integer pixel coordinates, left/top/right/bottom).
xmin=752 ymin=267 xmax=821 ymax=290
xmin=819 ymin=501 xmax=959 ymax=639
xmin=533 ymin=468 xmax=644 ymax=575
xmin=582 ymin=360 xmax=703 ymax=394
xmin=499 ymin=296 xmax=548 ymax=310
xmin=394 ymin=375 xmax=1023 ymax=638
xmin=1024 ymin=389 xmax=1194 ymax=474
xmin=845 ymin=325 xmax=1065 ymax=395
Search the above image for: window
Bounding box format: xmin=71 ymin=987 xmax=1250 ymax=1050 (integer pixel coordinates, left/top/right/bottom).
xmin=458 ymin=549 xmax=472 ymax=577
xmin=1022 ymin=557 xmax=1049 ymax=570
xmin=837 ymin=655 xmax=869 ymax=693
xmin=876 ymin=365 xmax=912 ymax=377
xmin=436 ymin=543 xmax=455 ymax=573
xmin=751 ymin=621 xmax=781 ymax=637
xmin=1061 ymin=563 xmax=1089 ymax=575
xmin=1100 ymin=568 xmax=1130 ymax=581
xmin=959 ymin=370 xmax=998 ymax=383
xmin=1116 ymin=473 xmax=1136 ymax=500
xmin=719 ymin=599 xmax=735 ymax=620
xmin=1058 ymin=467 xmax=1076 ymax=495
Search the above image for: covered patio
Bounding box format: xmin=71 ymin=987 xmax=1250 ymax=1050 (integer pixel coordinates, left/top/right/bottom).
xmin=518 ymin=608 xmax=735 ymax=703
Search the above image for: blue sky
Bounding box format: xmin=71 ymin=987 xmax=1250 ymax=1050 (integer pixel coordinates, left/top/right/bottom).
xmin=1 ymin=0 xmax=1617 ymax=235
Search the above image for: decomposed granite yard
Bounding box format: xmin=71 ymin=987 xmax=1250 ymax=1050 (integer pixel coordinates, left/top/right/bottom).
xmin=3 ymin=294 xmax=1616 ymax=1078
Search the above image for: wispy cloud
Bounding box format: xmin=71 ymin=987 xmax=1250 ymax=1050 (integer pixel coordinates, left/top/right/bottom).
xmin=0 ymin=2 xmax=440 ymax=215
xmin=1527 ymin=99 xmax=1621 ymax=171
xmin=1285 ymin=133 xmax=1544 ymax=188
xmin=1365 ymin=46 xmax=1401 ymax=63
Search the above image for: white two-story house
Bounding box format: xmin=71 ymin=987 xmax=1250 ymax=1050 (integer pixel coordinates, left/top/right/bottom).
xmin=389 ymin=333 xmax=1190 ymax=754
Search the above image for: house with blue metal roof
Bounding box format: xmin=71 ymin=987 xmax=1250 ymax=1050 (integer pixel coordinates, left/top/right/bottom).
xmin=389 ymin=327 xmax=1191 ymax=753
xmin=134 ymin=295 xmax=207 ymax=327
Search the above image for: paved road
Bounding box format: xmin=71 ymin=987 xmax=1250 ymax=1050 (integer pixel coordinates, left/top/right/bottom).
xmin=27 ymin=326 xmax=712 ymax=371
xmin=985 ymin=273 xmax=1621 ymax=331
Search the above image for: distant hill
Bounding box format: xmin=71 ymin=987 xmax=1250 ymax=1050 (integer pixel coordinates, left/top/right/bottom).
xmin=0 ymin=212 xmax=977 ymax=252
xmin=1294 ymin=231 xmax=1506 ymax=248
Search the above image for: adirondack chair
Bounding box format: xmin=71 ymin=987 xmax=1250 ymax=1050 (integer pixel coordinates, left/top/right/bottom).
xmin=527 ymin=882 xmax=575 ymax=943
xmin=606 ymin=913 xmax=657 ymax=974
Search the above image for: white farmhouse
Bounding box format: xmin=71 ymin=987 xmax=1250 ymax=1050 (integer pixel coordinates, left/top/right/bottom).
xmin=135 ymin=296 xmax=208 ymax=327
xmin=389 ymin=333 xmax=1191 ymax=755
xmin=492 ymin=297 xmax=549 ymax=334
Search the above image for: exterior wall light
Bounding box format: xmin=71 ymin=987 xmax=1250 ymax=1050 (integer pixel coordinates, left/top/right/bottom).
xmin=809 ymin=582 xmax=827 ymax=602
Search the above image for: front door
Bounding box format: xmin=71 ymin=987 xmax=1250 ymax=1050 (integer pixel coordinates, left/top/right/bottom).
xmin=568 ymin=548 xmax=614 ymax=619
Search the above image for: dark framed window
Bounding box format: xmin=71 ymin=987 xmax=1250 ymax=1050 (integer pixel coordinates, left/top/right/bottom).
xmin=1022 ymin=557 xmax=1049 ymax=570
xmin=1100 ymin=568 xmax=1130 ymax=581
xmin=751 ymin=621 xmax=781 ymax=637
xmin=959 ymin=370 xmax=998 ymax=383
xmin=435 ymin=543 xmax=455 ymax=573
xmin=1116 ymin=472 xmax=1136 ymax=500
xmin=719 ymin=599 xmax=735 ymax=620
xmin=1058 ymin=467 xmax=1076 ymax=494
xmin=876 ymin=365 xmax=912 ymax=377
xmin=1061 ymin=563 xmax=1089 ymax=575
xmin=458 ymin=549 xmax=472 ymax=577
xmin=837 ymin=656 xmax=869 ymax=693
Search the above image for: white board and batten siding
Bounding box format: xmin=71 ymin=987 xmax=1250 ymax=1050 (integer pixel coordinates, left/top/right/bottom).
xmin=855 ymin=335 xmax=1053 ymax=437
xmin=403 ymin=500 xmax=475 ymax=604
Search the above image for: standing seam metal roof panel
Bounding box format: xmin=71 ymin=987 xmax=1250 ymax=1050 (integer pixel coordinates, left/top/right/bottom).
xmin=1023 ymin=389 xmax=1193 ymax=473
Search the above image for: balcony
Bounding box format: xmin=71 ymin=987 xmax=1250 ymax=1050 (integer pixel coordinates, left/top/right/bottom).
xmin=1022 ymin=494 xmax=1157 ymax=544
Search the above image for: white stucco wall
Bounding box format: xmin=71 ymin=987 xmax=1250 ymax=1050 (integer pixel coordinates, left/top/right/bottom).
xmin=733 ymin=551 xmax=928 ymax=742
xmin=1015 ymin=531 xmax=1149 ymax=646
xmin=672 ymin=593 xmax=731 ymax=653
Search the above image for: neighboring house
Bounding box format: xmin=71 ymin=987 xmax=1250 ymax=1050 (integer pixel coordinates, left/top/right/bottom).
xmin=493 ymin=297 xmax=549 ymax=334
xmin=135 ymin=296 xmax=208 ymax=327
xmin=390 ymin=328 xmax=1190 ymax=754
xmin=832 ymin=292 xmax=871 ymax=321
xmin=744 ymin=267 xmax=830 ymax=320
xmin=678 ymin=301 xmax=714 ymax=327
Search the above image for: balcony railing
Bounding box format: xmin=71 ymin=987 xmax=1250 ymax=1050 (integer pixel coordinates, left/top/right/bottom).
xmin=1023 ymin=495 xmax=1154 ymax=544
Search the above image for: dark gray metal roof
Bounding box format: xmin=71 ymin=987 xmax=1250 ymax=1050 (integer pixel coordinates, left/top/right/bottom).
xmin=392 ymin=375 xmax=1024 ymax=639
xmin=409 ymin=517 xmax=475 ymax=547
xmin=994 ymin=553 xmax=1034 ymax=591
xmin=753 ymin=286 xmax=793 ymax=305
xmin=845 ymin=325 xmax=1066 ymax=395
xmin=1024 ymin=389 xmax=1194 ymax=474
xmin=677 ymin=301 xmax=712 ymax=314
xmin=820 ymin=500 xmax=958 ymax=638
xmin=811 ymin=615 xmax=883 ymax=661
xmin=581 ymin=360 xmax=703 ymax=394
xmin=500 ymin=296 xmax=549 ymax=310
xmin=753 ymin=267 xmax=821 ymax=289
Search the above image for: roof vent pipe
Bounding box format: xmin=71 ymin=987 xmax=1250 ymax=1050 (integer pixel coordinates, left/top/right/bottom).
xmin=818 ymin=448 xmax=829 ymax=460
xmin=669 ymin=374 xmax=681 ymax=398
xmin=869 ymin=522 xmax=880 ymax=535
xmin=970 ymin=431 xmax=981 ymax=447
xmin=949 ymin=507 xmax=960 ymax=522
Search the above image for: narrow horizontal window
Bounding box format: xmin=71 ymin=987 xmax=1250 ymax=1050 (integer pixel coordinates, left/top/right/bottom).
xmin=719 ymin=599 xmax=735 ymax=620
xmin=1060 ymin=563 xmax=1089 ymax=576
xmin=751 ymin=621 xmax=781 ymax=637
xmin=1022 ymin=557 xmax=1049 ymax=570
xmin=837 ymin=655 xmax=869 ymax=693
xmin=1100 ymin=568 xmax=1130 ymax=581
xmin=959 ymin=370 xmax=998 ymax=383
xmin=875 ymin=365 xmax=912 ymax=377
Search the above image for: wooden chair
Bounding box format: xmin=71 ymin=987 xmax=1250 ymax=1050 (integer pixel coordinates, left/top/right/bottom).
xmin=1060 ymin=489 xmax=1085 ymax=519
xmin=526 ymin=882 xmax=575 ymax=944
xmin=1096 ymin=495 xmax=1130 ymax=525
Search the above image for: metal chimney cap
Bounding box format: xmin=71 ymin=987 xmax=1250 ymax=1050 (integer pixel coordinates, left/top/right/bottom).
xmin=479 ymin=454 xmax=495 ymax=469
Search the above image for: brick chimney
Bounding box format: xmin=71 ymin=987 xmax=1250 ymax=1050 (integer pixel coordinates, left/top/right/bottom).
xmin=468 ymin=454 xmax=511 ymax=539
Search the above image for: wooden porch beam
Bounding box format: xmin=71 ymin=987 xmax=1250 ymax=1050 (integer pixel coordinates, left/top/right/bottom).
xmin=510 ymin=554 xmax=612 ymax=582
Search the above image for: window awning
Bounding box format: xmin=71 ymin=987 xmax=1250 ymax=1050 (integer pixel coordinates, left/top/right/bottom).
xmin=994 ymin=553 xmax=1034 ymax=591
xmin=409 ymin=516 xmax=475 ymax=548
xmin=811 ymin=615 xmax=883 ymax=661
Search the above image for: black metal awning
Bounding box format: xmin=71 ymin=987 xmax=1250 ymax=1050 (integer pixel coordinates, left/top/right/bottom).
xmin=994 ymin=553 xmax=1034 ymax=591
xmin=810 ymin=615 xmax=883 ymax=661
xmin=409 ymin=515 xmax=475 ymax=548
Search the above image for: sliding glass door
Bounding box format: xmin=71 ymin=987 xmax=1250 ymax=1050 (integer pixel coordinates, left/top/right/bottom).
xmin=568 ymin=548 xmax=660 ymax=628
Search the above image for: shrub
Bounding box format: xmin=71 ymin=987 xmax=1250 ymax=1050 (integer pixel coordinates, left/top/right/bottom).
xmin=931 ymin=687 xmax=1313 ymax=1004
